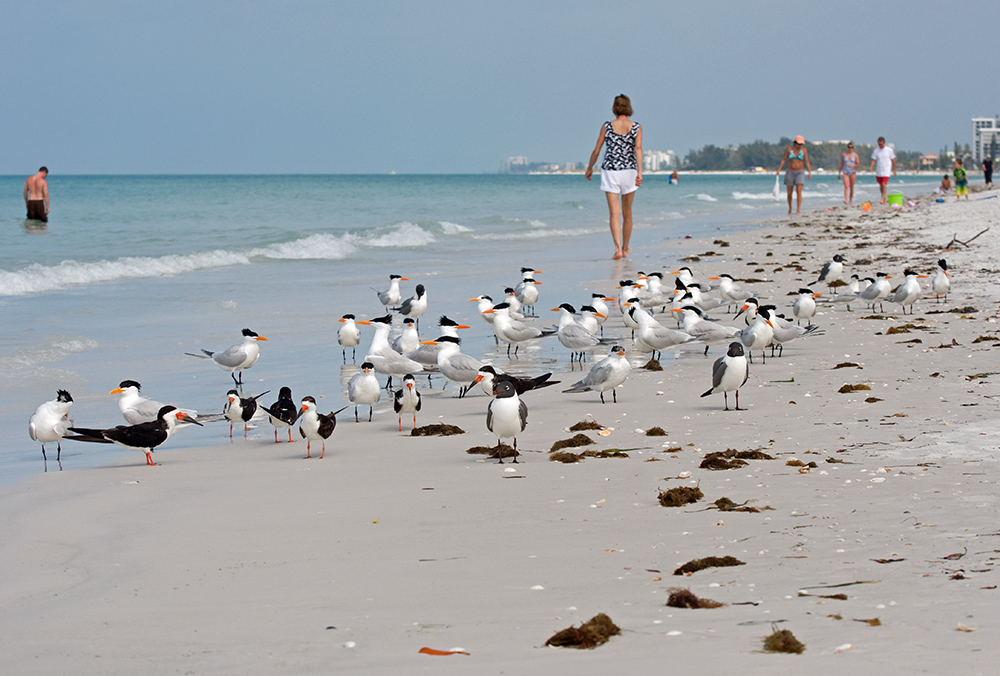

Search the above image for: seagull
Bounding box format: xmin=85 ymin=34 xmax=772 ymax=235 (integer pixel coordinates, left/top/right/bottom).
xmin=484 ymin=302 xmax=552 ymax=357
xmin=393 ymin=373 xmax=422 ymax=431
xmin=397 ymin=283 xmax=427 ymax=330
xmin=710 ymin=273 xmax=753 ymax=311
xmin=223 ymin=388 xmax=270 ymax=440
xmin=261 ymin=386 xmax=299 ymax=443
xmin=298 ymin=397 xmax=349 ymax=459
xmin=338 ymin=314 xmax=361 ymax=362
xmin=700 ymin=342 xmax=749 ymax=410
xmin=390 ymin=317 xmax=420 ymax=354
xmin=627 ymin=304 xmax=696 ymax=360
xmin=348 ymin=361 xmax=381 ymax=421
xmin=669 ymin=305 xmax=741 ymax=355
xmin=792 ymin=288 xmax=822 ymax=325
xmin=486 ymin=379 xmax=527 ymax=464
xmin=859 ymin=272 xmax=893 ymax=313
xmin=514 ymin=267 xmax=542 ymax=314
xmin=815 ymin=254 xmax=846 ymax=292
xmin=29 ymin=389 xmax=74 ymax=466
xmin=68 ymin=405 xmax=203 ymax=466
xmin=563 ymin=345 xmax=630 ymax=403
xmin=187 ymin=328 xmax=268 ymax=387
xmin=931 ymin=259 xmax=950 ymax=303
xmin=419 ymin=335 xmax=484 ymax=397
xmin=376 ymin=274 xmax=408 ymax=310
xmin=889 ymin=269 xmax=927 ymax=315
xmin=552 ymin=303 xmax=603 ymax=362
xmin=358 ymin=315 xmax=423 ymax=389
xmin=473 ymin=364 xmax=558 ymax=397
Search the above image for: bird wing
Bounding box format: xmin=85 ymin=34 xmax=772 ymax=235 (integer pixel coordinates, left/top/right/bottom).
xmin=710 ymin=355 xmax=727 ymax=390
xmin=486 ymin=400 xmax=495 ymax=432
xmin=518 ymin=399 xmax=528 ymax=431
xmin=211 ymin=344 xmax=248 ymax=368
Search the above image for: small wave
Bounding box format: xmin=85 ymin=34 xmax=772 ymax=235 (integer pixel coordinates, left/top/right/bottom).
xmin=251 ymin=233 xmax=357 ymax=260
xmin=0 ymin=336 xmax=99 ymax=378
xmin=438 ymin=221 xmax=473 ymax=234
xmin=359 ymin=222 xmax=436 ymax=248
xmin=732 ymin=191 xmax=776 ymax=200
xmin=686 ymin=193 xmax=718 ymax=202
xmin=472 ymin=227 xmax=603 ymax=241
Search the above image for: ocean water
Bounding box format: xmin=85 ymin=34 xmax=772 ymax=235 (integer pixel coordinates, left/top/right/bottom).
xmin=0 ymin=172 xmax=938 ymax=485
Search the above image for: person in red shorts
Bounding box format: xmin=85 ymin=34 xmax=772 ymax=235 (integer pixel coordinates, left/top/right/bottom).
xmin=867 ymin=137 xmax=896 ymax=205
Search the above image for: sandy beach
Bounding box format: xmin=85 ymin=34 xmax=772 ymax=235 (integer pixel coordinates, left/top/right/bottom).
xmin=3 ymin=193 xmax=999 ymax=674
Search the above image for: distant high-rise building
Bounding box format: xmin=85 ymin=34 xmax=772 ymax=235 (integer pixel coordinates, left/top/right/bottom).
xmin=500 ymin=156 xmax=528 ymax=173
xmin=972 ymin=117 xmax=1000 ymax=162
xmin=643 ymin=150 xmax=677 ymax=172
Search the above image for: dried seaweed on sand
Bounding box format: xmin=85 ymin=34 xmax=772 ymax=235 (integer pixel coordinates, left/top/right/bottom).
xmin=545 ymin=613 xmax=621 ymax=649
xmin=673 ymin=555 xmax=745 ymax=575
xmin=658 ymin=486 xmax=703 ymax=507
xmin=666 ymin=588 xmax=724 ymax=609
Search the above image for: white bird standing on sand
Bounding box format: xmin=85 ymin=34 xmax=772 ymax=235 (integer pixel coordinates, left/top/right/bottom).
xmin=391 ymin=318 xmax=420 ymax=354
xmin=187 ymin=328 xmax=268 ymax=387
xmin=393 ymin=374 xmax=422 ymax=431
xmin=110 ymin=380 xmax=169 ymax=424
xmin=563 ymin=345 xmax=630 ymax=404
xmin=338 ymin=314 xmax=361 ymax=362
xmin=769 ymin=317 xmax=824 ymax=357
xmin=398 ymin=284 xmax=427 ymax=330
xmin=590 ymin=293 xmax=615 ymax=334
xmin=815 ymin=253 xmax=846 ymax=292
xmin=376 ymin=274 xmax=408 ymax=310
xmin=403 ymin=315 xmax=472 ymax=376
xmin=223 ymin=388 xmax=270 ymax=440
xmin=552 ymin=303 xmax=603 ymax=362
xmin=68 ymin=405 xmax=203 ymax=467
xmin=828 ymin=275 xmax=864 ymax=312
xmin=358 ymin=315 xmax=423 ymax=389
xmin=348 ymin=362 xmax=382 ymax=422
xmin=792 ymin=288 xmax=822 ymax=325
xmin=700 ymin=342 xmax=749 ymax=411
xmin=514 ymin=267 xmax=542 ymax=313
xmin=738 ymin=305 xmax=775 ymax=364
xmin=298 ymin=397 xmax=348 ymax=459
xmin=859 ymin=272 xmax=893 ymax=313
xmin=669 ymin=305 xmax=741 ymax=355
xmin=932 ymin=259 xmax=950 ymax=302
xmin=711 ymin=273 xmax=753 ymax=310
xmin=486 ymin=379 xmax=528 ymax=464
xmin=889 ymin=269 xmax=927 ymax=315
xmin=484 ymin=302 xmax=550 ymax=357
xmin=627 ymin=304 xmax=695 ymax=360
xmin=421 ymin=335 xmax=484 ymax=398
xmin=29 ymin=389 xmax=74 ymax=465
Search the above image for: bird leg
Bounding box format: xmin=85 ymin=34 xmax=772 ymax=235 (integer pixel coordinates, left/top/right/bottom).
xmin=600 ymin=391 xmax=606 ymax=404
xmin=287 ymin=429 xmax=294 ymax=443
xmin=496 ymin=439 xmax=504 ymax=464
xmin=320 ymin=442 xmax=326 ymax=460
xmin=368 ymin=406 xmax=373 ymax=423
xmin=145 ymin=451 xmax=155 ymax=466
xmin=398 ymin=416 xmax=403 ymax=432
xmin=411 ymin=414 xmax=417 ymax=430
xmin=512 ymin=438 xmax=519 ymax=463
xmin=305 ymin=441 xmax=312 ymax=459
xmin=612 ymin=389 xmax=617 ymax=403
xmin=734 ymin=389 xmax=744 ymax=411
xmin=723 ymin=391 xmax=730 ymax=411
xmin=354 ymin=406 xmax=360 ymax=423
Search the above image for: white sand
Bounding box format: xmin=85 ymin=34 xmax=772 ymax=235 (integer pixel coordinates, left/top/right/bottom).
xmin=2 ymin=194 xmax=999 ymax=674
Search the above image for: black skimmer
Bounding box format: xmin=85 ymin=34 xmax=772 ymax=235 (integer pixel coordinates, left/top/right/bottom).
xmin=69 ymin=405 xmax=203 ymax=466
xmin=393 ymin=373 xmax=422 ymax=431
xmin=223 ymin=389 xmax=270 ymax=440
xmin=187 ymin=328 xmax=267 ymax=387
xmin=563 ymin=345 xmax=630 ymax=403
xmin=338 ymin=314 xmax=361 ymax=362
xmin=262 ymin=387 xmax=299 ymax=442
xmin=348 ymin=362 xmax=381 ymax=422
xmin=29 ymin=389 xmax=74 ymax=466
xmin=486 ymin=379 xmax=527 ymax=464
xmin=473 ymin=365 xmax=557 ymax=397
xmin=298 ymin=397 xmax=349 ymax=458
xmin=700 ymin=342 xmax=749 ymax=410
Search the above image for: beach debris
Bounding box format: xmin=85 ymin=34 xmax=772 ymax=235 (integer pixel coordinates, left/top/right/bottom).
xmin=956 ymin=623 xmax=977 ymax=632
xmin=583 ymin=449 xmax=630 ymax=458
xmin=944 ymin=227 xmax=989 ymax=248
xmin=466 ymin=443 xmax=517 ymax=460
xmin=941 ymin=547 xmax=967 ymax=561
xmin=411 ymin=423 xmax=465 ymax=436
xmin=762 ymin=626 xmax=805 ymax=654
xmin=972 ymin=335 xmax=999 ymax=343
xmin=549 ymin=451 xmax=583 ymax=464
xmin=550 ymin=433 xmax=595 ymax=452
xmin=642 ymin=359 xmax=663 ymax=371
xmin=666 ymin=587 xmax=725 ymax=609
xmin=544 ymin=613 xmax=621 ymax=649
xmin=854 ymin=618 xmax=881 ymax=627
xmin=886 ymin=324 xmax=920 ymax=335
xmin=801 ymin=580 xmax=880 ymax=590
xmin=597 ymin=428 xmax=612 ymax=437
xmin=865 ymin=397 xmax=883 ymax=403
xmin=838 ymin=384 xmax=871 ymax=393
xmin=658 ymin=485 xmax=703 ymax=507
xmin=569 ymin=418 xmax=605 ymax=431
xmin=871 ymin=558 xmax=904 ymax=564
xmin=673 ymin=555 xmax=745 ymax=576
xmin=832 ymin=362 xmax=861 ymax=369
xmin=419 ymin=647 xmax=470 ymax=656
xmin=645 ymin=426 xmax=668 ymax=436
xmin=712 ymin=497 xmax=768 ymax=513
xmin=700 ymin=447 xmax=774 ymax=470
xmin=833 ymin=643 xmax=852 ymax=653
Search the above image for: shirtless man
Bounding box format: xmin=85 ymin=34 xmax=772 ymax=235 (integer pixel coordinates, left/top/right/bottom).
xmin=24 ymin=167 xmax=49 ymax=222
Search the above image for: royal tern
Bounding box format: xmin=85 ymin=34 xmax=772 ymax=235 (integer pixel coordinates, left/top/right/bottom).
xmin=815 ymin=254 xmax=846 ymax=292
xmin=563 ymin=345 xmax=630 ymax=403
xmin=109 ymin=380 xmax=168 ymax=425
xmin=223 ymin=388 xmax=270 ymax=440
xmin=617 ymin=280 xmax=642 ymax=315
xmin=504 ymin=288 xmax=524 ymax=316
xmin=358 ymin=315 xmax=423 ymax=389
xmin=69 ymin=405 xmax=202 ymax=466
xmin=889 ymin=269 xmax=927 ymax=314
xmin=627 ymin=304 xmax=696 ymax=360
xmin=700 ymin=342 xmax=749 ymax=410
xmin=338 ymin=314 xmax=361 ymax=362
xmin=473 ymin=364 xmax=557 ymax=397
xmin=376 ymin=274 xmax=408 ymax=310
xmin=577 ymin=305 xmax=605 ymax=335
xmin=486 ymin=379 xmax=527 ymax=464
xmin=29 ymin=389 xmax=74 ymax=465
xmin=710 ymin=273 xmax=753 ymax=311
xmin=402 ymin=315 xmax=472 ymax=379
xmin=514 ymin=268 xmax=542 ymax=313
xmin=769 ymin=316 xmax=824 ymax=357
xmin=931 ymin=259 xmax=950 ymax=302
xmin=669 ymin=305 xmax=741 ymax=355
xmin=420 ymin=335 xmax=484 ymax=398
xmin=859 ymin=272 xmax=892 ymax=313
xmin=298 ymin=397 xmax=349 ymax=459
xmin=589 ymin=293 xmax=616 ymax=334
xmin=552 ymin=303 xmax=603 ymax=362
xmin=685 ymin=283 xmax=732 ymax=313
xmin=792 ymin=288 xmax=822 ymax=325
xmin=737 ymin=305 xmax=775 ymax=364
xmin=187 ymin=328 xmax=268 ymax=387
xmin=393 ymin=373 xmax=422 ymax=431
xmin=484 ymin=302 xmax=552 ymax=357
xmin=390 ymin=317 xmax=420 ymax=354
xmin=672 ymin=266 xmax=707 ymax=288
xmin=828 ymin=275 xmax=864 ymax=311
xmin=262 ymin=386 xmax=299 ymax=443
xmin=397 ymin=284 xmax=427 ymax=330
xmin=348 ymin=361 xmax=382 ymax=421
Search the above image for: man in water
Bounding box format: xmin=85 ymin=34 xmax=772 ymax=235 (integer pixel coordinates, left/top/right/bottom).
xmin=867 ymin=137 xmax=896 ymax=205
xmin=24 ymin=167 xmax=49 ymax=222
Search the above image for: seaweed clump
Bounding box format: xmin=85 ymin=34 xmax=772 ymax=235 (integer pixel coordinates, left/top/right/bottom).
xmin=642 ymin=359 xmax=663 ymax=371
xmin=701 ymin=447 xmax=774 ymax=470
xmin=762 ymin=627 xmax=805 ymax=654
xmin=545 ymin=613 xmax=621 ymax=649
xmin=569 ymin=419 xmax=604 ymax=431
xmin=673 ymin=555 xmax=745 ymax=576
xmin=583 ymin=449 xmax=629 ymax=458
xmin=658 ymin=485 xmax=703 ymax=507
xmin=466 ymin=443 xmax=517 ymax=460
xmin=645 ymin=426 xmax=668 ymax=436
xmin=838 ymin=383 xmax=871 ymax=393
xmin=411 ymin=423 xmax=465 ymax=436
xmin=550 ymin=433 xmax=594 ymax=452
xmin=713 ymin=497 xmax=765 ymax=513
xmin=666 ymin=588 xmax=724 ymax=609
xmin=549 ymin=451 xmax=583 ymax=464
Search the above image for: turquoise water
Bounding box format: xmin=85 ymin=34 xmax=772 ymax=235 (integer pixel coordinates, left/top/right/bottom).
xmin=0 ymin=173 xmax=938 ymax=484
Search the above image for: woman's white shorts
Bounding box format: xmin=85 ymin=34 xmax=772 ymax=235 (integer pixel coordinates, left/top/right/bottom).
xmin=600 ymin=169 xmax=639 ymax=195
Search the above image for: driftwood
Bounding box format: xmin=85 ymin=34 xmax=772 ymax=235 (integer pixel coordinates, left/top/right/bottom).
xmin=945 ymin=227 xmax=989 ymax=249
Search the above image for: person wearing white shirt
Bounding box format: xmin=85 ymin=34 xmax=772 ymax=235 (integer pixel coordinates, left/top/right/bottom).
xmin=868 ymin=136 xmax=896 ymax=205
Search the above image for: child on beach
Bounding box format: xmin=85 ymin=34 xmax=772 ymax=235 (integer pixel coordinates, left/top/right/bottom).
xmin=953 ymin=159 xmax=969 ymax=200
xmin=937 ymin=174 xmax=952 ymax=194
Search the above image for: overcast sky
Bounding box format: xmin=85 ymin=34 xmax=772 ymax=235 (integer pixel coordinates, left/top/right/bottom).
xmin=4 ymin=0 xmax=997 ymax=174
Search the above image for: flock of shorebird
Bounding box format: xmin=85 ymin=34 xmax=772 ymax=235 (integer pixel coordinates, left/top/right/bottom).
xmin=29 ymin=257 xmax=951 ymax=466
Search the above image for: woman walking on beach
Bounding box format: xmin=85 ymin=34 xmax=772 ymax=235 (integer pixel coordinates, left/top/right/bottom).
xmin=838 ymin=142 xmax=860 ymax=205
xmin=776 ymin=136 xmax=811 ymax=215
xmin=585 ymin=94 xmax=643 ymax=260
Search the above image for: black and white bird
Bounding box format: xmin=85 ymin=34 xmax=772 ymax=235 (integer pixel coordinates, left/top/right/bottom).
xmin=393 ymin=374 xmax=422 ymax=431
xmin=710 ymin=273 xmax=753 ymax=311
xmin=298 ymin=397 xmax=348 ymax=459
xmin=420 ymin=335 xmax=483 ymax=398
xmin=769 ymin=317 xmax=824 ymax=357
xmin=627 ymin=304 xmax=696 ymax=360
xmin=358 ymin=315 xmax=423 ymax=389
xmin=670 ymin=305 xmax=741 ymax=355
xmin=187 ymin=328 xmax=268 ymax=387
xmin=514 ymin=267 xmax=542 ymax=314
xmin=109 ymin=380 xmax=196 ymax=425
xmin=484 ymin=302 xmax=551 ymax=357
xmin=552 ymin=303 xmax=603 ymax=362
xmin=931 ymin=259 xmax=950 ymax=303
xmin=390 ymin=317 xmax=420 ymax=354
xmin=29 ymin=389 xmax=74 ymax=465
xmin=338 ymin=314 xmax=361 ymax=362
xmin=486 ymin=379 xmax=528 ymax=464
xmin=397 ymin=284 xmax=428 ymax=330
xmin=69 ymin=405 xmax=203 ymax=466
xmin=828 ymin=274 xmax=865 ymax=312
xmin=402 ymin=315 xmax=472 ymax=378
xmin=792 ymin=288 xmax=822 ymax=326
xmin=815 ymin=254 xmax=846 ymax=292
xmin=348 ymin=361 xmax=381 ymax=421
xmin=376 ymin=274 xmax=408 ymax=310
xmin=261 ymin=386 xmax=299 ymax=443
xmin=859 ymin=272 xmax=893 ymax=313
xmin=223 ymin=388 xmax=270 ymax=440
xmin=889 ymin=269 xmax=927 ymax=314
xmin=473 ymin=364 xmax=558 ymax=397
xmin=737 ymin=305 xmax=775 ymax=364
xmin=563 ymin=345 xmax=630 ymax=403
xmin=589 ymin=293 xmax=616 ymax=335
xmin=700 ymin=342 xmax=749 ymax=411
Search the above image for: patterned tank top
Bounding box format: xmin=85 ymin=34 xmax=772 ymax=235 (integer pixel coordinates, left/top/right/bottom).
xmin=601 ymin=121 xmax=640 ymax=171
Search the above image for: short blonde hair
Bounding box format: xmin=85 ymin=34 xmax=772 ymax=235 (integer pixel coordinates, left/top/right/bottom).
xmin=612 ymin=94 xmax=632 ymax=117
